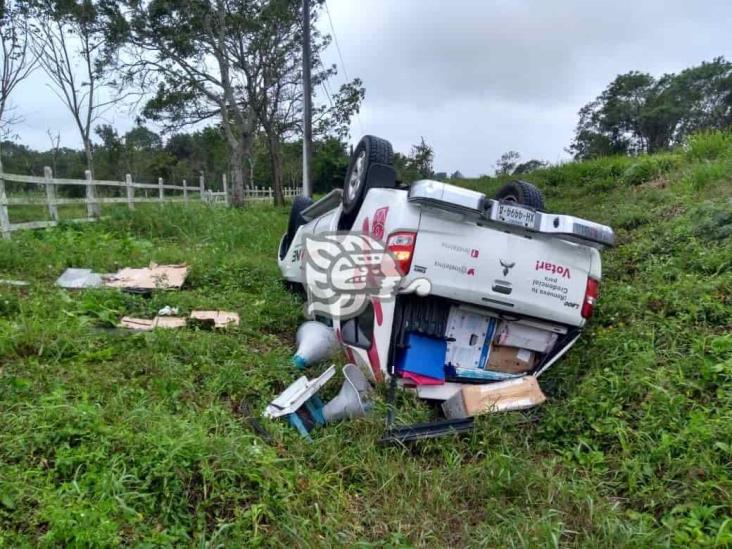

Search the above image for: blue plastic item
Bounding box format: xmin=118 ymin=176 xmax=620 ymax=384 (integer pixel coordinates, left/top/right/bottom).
xmin=396 ymin=333 xmax=447 ymax=381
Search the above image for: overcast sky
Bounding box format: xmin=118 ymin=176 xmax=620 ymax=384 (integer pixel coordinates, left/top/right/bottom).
xmin=11 ymin=0 xmax=732 ymax=176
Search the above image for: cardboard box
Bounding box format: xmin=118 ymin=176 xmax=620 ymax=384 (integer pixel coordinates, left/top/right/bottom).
xmin=488 ymin=345 xmax=536 ymax=374
xmin=442 ymin=376 xmax=546 ymax=419
xmin=445 ymin=307 xmax=496 ymax=370
xmin=494 ymin=321 xmax=558 ymax=353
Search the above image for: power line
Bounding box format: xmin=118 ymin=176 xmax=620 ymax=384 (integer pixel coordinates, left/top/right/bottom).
xmin=322 ymin=80 xmax=334 ymax=109
xmin=324 ymin=0 xmax=349 ymax=82
xmin=324 ymin=0 xmax=364 ymax=137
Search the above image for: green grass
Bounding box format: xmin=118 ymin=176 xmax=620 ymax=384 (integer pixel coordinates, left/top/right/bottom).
xmin=1 ymin=131 xmax=731 ymax=546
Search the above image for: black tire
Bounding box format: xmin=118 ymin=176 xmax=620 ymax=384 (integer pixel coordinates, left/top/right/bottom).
xmin=342 ymin=135 xmax=394 ymax=215
xmin=494 ymin=180 xmax=545 ymax=210
xmin=279 ymin=195 xmax=313 ymax=260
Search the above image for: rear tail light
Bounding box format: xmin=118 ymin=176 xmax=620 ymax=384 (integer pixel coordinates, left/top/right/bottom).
xmin=386 ymin=231 xmax=417 ymax=275
xmin=581 ymin=277 xmax=600 ymax=319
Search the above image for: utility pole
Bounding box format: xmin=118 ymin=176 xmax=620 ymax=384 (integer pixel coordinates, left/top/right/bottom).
xmin=302 ymin=0 xmax=313 ymax=197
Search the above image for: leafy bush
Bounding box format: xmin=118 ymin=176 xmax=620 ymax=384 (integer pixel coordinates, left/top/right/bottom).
xmin=681 ymin=159 xmax=730 ymax=191
xmin=685 ymin=130 xmax=732 ymax=161
xmin=621 ymin=154 xmax=681 ymax=186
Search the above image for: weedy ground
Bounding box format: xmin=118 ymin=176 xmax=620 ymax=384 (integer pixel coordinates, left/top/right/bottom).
xmin=0 ymin=131 xmax=730 ymax=546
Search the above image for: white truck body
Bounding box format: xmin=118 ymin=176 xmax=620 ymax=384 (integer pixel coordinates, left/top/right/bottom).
xmin=278 ymin=180 xmax=612 ymax=382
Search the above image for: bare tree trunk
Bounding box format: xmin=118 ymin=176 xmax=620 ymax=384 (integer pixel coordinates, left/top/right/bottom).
xmin=267 ymin=132 xmax=285 ymax=206
xmin=84 ymin=139 xmax=94 ymax=177
xmin=228 ymin=132 xmax=253 ymax=208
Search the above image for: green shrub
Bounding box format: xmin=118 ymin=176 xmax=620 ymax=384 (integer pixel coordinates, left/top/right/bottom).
xmin=621 ymin=154 xmax=682 ymax=186
xmin=691 ymin=201 xmax=732 ymax=241
xmin=685 ymin=130 xmax=732 ymax=161
xmin=681 ymin=159 xmax=730 ymax=191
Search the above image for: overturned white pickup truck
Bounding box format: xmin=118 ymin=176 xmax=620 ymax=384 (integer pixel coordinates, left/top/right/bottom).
xmin=278 ymin=135 xmax=614 ymax=409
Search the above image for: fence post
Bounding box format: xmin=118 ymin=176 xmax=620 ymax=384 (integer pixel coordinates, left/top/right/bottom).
xmin=199 ymin=173 xmax=205 ymax=202
xmin=85 ymin=170 xmax=100 ymax=218
xmin=45 ymin=167 xmax=59 ymax=223
xmin=222 ymin=173 xmax=229 ymax=206
xmin=158 ymin=177 xmax=164 ymax=205
xmin=0 ymin=167 xmax=10 ymax=240
xmin=183 ymin=179 xmax=188 ymax=204
xmin=125 ymin=174 xmax=135 ymax=210
xmin=269 ymin=187 xmax=273 ymax=202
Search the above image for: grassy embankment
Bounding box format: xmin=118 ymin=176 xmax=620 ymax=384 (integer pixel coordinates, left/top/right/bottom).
xmin=0 ymin=131 xmax=730 ymax=546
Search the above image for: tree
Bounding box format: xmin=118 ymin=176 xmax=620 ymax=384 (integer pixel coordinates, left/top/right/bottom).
xmin=513 ymin=159 xmax=548 ymax=174
xmin=570 ymin=58 xmax=732 ymax=158
xmin=495 ymin=150 xmax=520 ymax=176
xmin=409 ymin=137 xmax=434 ymax=179
xmin=30 ymin=0 xmax=120 ymax=179
xmin=1 ymin=0 xmax=36 ymax=156
xmin=246 ymin=0 xmax=363 ymax=205
xmin=118 ymin=0 xmax=280 ymax=206
xmin=312 ymin=137 xmax=348 ymax=193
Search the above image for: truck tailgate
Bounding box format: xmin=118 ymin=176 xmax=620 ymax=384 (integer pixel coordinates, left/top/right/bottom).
xmin=404 ymin=213 xmax=594 ymax=326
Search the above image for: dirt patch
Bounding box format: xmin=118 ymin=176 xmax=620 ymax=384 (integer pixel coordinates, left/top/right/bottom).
xmin=660 ymin=204 xmax=685 ymax=219
xmin=640 ymin=177 xmax=668 ymax=190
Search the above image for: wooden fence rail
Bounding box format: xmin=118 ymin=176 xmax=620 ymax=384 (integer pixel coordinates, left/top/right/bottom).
xmin=0 ymin=167 xmax=302 ymax=239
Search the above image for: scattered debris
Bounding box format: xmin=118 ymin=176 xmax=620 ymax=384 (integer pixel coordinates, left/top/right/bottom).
xmin=104 ymin=263 xmax=188 ymax=291
xmin=264 ymin=365 xmax=336 ymax=440
xmin=56 ymin=268 xmax=104 ymax=289
xmin=119 ymin=316 xmax=187 ymax=331
xmin=0 ymin=279 xmax=29 ymax=287
xmin=263 ymin=364 xmax=374 ymax=439
xmin=413 ymin=382 xmax=465 ymax=401
xmin=118 ymin=310 xmax=239 ymax=331
xmin=395 ymin=332 xmax=446 ymax=383
xmin=292 ymin=321 xmax=339 ymax=369
xmin=442 ymin=376 xmax=547 ymax=419
xmin=56 ymin=263 xmax=189 ymax=292
xmin=322 ymin=364 xmax=373 ymax=422
xmin=379 ymin=417 xmax=475 ymax=445
xmin=157 ymin=305 xmax=180 ymax=316
xmin=189 ymin=310 xmax=240 ymax=329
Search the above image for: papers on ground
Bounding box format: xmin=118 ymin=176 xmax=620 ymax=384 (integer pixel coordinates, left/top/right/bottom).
xmin=119 ymin=310 xmax=240 ymax=331
xmin=56 ymin=263 xmax=189 ymax=291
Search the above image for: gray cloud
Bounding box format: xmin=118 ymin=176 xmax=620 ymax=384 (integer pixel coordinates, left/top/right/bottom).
xmin=10 ymin=0 xmax=732 ymax=177
xmin=322 ymin=0 xmax=732 ymax=174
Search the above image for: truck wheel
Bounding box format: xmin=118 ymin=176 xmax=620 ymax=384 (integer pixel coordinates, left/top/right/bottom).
xmin=342 ymin=135 xmax=394 ymax=216
xmin=280 ymin=195 xmax=313 ymax=260
xmin=494 ymin=180 xmax=545 ymax=211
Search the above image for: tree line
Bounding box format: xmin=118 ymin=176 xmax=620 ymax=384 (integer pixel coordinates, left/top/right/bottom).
xmin=570 ymin=57 xmax=732 ymax=159
xmin=1 ymin=0 xmax=363 ymax=205
xmin=496 ymin=57 xmax=732 ymax=175
xmin=3 ymin=1 xmax=730 ymax=188
xmin=0 ymin=128 xmax=352 ymax=195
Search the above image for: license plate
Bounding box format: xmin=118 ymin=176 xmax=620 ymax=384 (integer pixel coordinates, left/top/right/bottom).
xmin=497 ymin=203 xmax=536 ymax=228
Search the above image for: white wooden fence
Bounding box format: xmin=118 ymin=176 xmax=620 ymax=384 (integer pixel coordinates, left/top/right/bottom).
xmin=202 ymin=176 xmax=301 ymax=205
xmin=0 ymin=167 xmax=303 ymax=239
